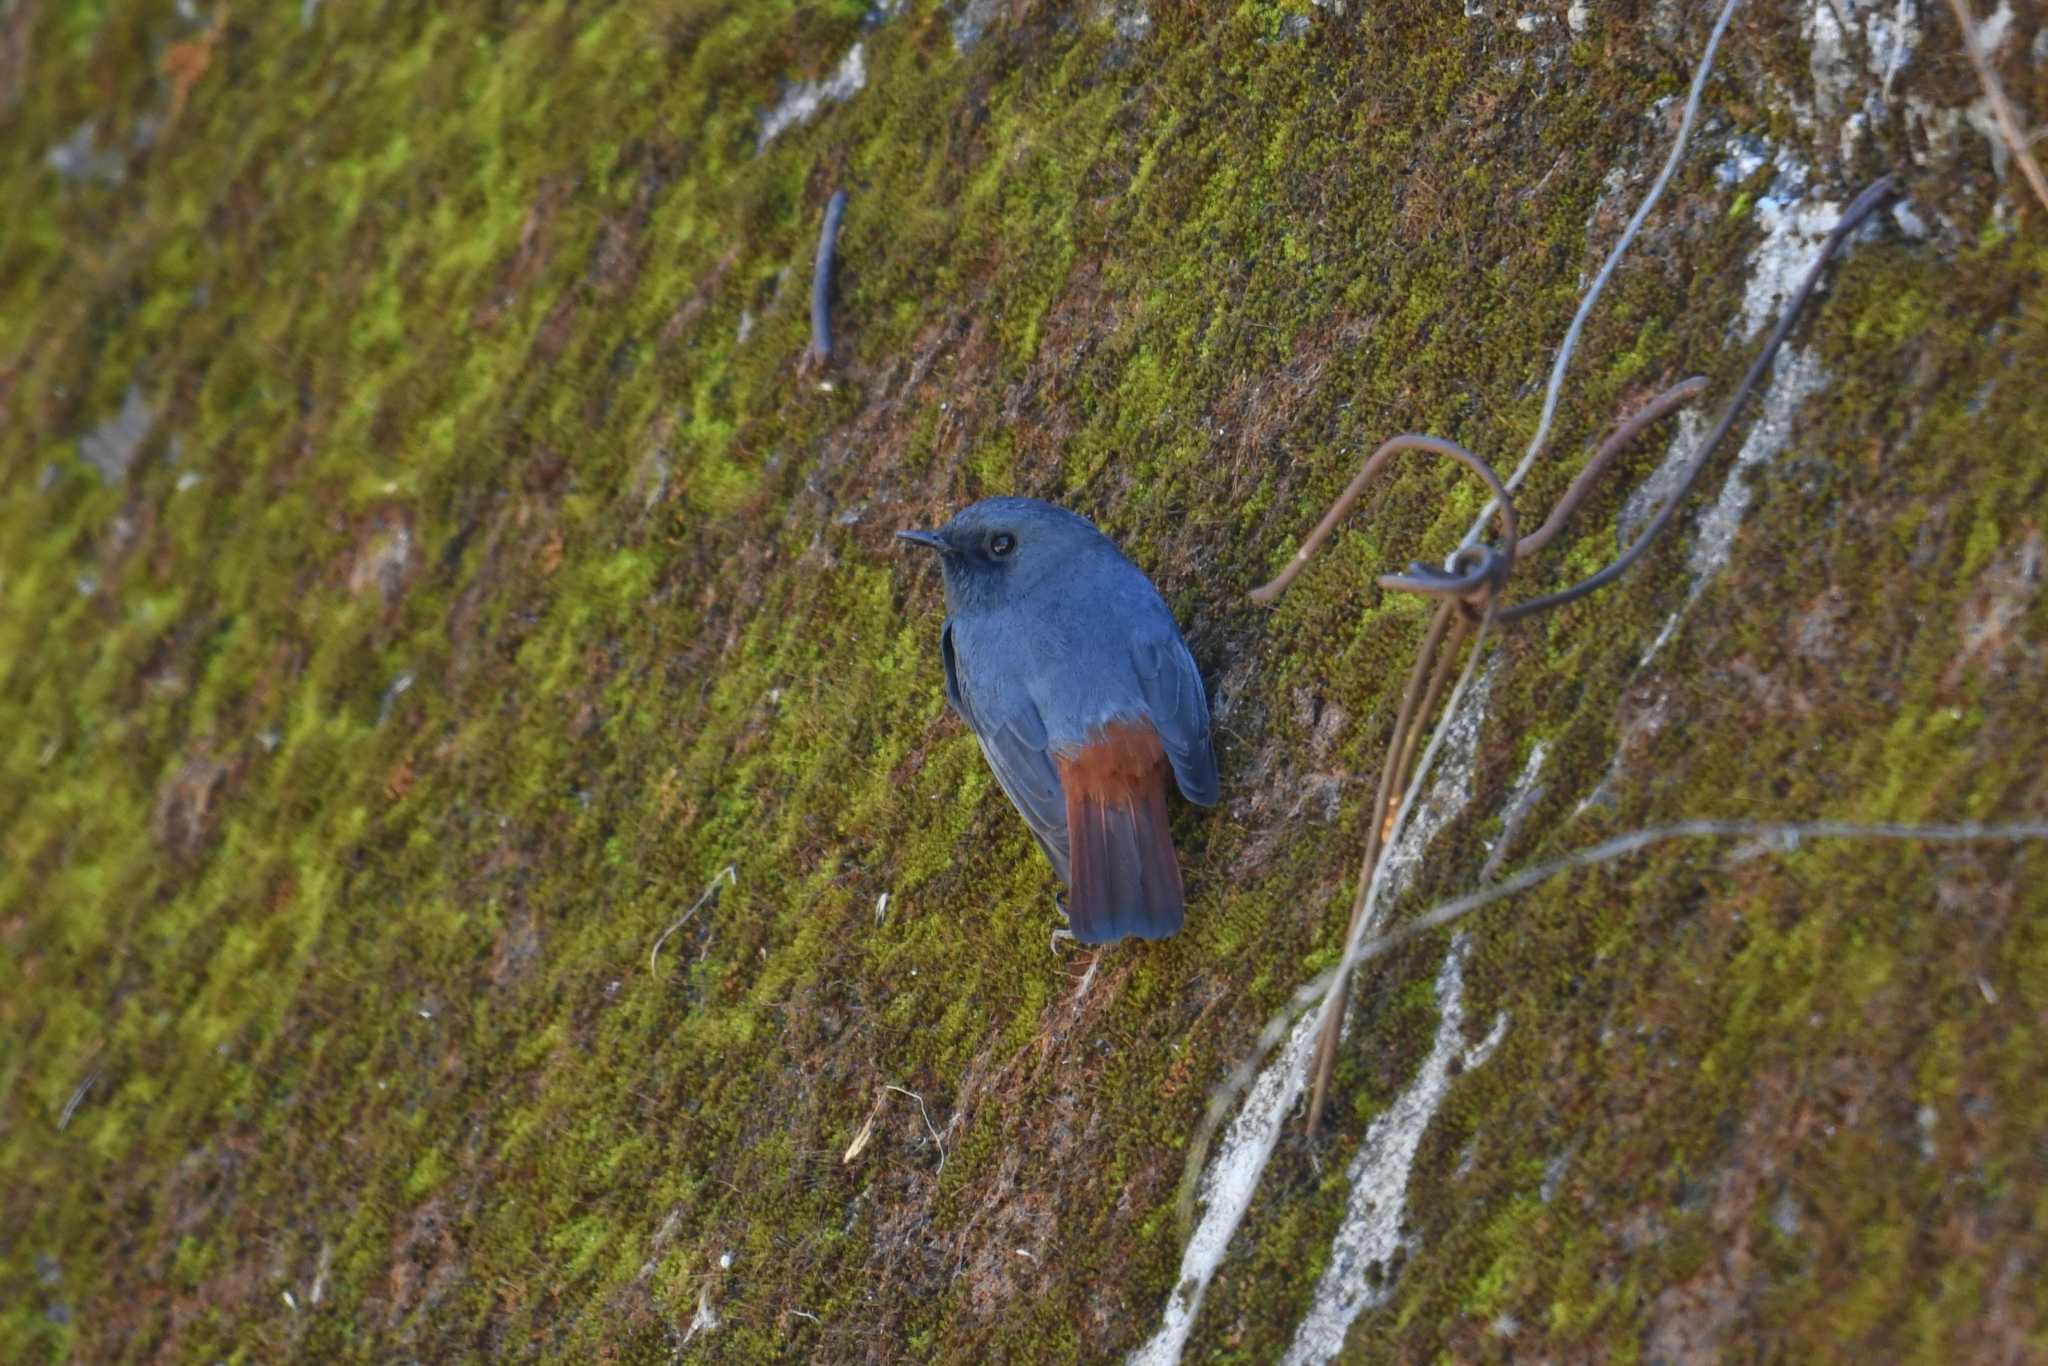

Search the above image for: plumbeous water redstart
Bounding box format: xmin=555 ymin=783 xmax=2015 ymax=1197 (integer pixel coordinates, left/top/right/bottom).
xmin=897 ymin=497 xmax=1218 ymax=943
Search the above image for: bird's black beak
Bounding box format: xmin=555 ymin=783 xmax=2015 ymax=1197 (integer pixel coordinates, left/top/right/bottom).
xmin=894 ymin=529 xmax=948 ymax=552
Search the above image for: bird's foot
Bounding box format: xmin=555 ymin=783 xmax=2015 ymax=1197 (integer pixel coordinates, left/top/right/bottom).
xmin=1049 ymin=890 xmax=1077 ymax=956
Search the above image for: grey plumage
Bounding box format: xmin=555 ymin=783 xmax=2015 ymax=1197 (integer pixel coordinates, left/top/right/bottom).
xmin=898 ymin=497 xmax=1217 ymax=942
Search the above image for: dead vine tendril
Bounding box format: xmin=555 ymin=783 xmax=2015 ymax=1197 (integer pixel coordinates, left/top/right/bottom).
xmin=1943 ymin=0 xmax=2048 ymax=215
xmin=1251 ymin=171 xmax=1901 ymax=1132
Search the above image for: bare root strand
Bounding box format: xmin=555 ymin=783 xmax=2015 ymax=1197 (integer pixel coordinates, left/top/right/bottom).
xmin=1322 ymin=820 xmax=2048 ymax=988
xmin=1391 ymin=614 xmax=1469 ymax=803
xmin=1193 ymin=819 xmax=2048 ymax=1187
xmin=1944 ymin=0 xmax=2048 ymax=214
xmin=1359 ymin=606 xmax=1457 ymax=907
xmin=1303 ymin=605 xmax=1472 ymax=1132
xmin=1514 ymin=376 xmax=1709 ymax=559
xmin=1303 ymin=599 xmax=1459 ymax=1131
xmin=1499 ymin=174 xmax=1900 ymax=622
xmin=1253 ymin=375 xmax=1709 ymax=620
xmin=881 ymin=1085 xmax=949 ymax=1174
xmin=1468 ymin=0 xmax=1747 ymax=543
xmin=1302 ymin=602 xmax=1498 ymax=1132
xmin=1249 ymin=435 xmax=1519 ymax=607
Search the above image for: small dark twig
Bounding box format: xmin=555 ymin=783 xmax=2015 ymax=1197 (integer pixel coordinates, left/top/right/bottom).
xmin=803 ymin=189 xmax=849 ymax=377
xmin=1499 ymin=175 xmax=1899 ymax=621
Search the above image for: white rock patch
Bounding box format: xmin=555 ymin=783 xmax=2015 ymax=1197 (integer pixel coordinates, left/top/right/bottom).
xmin=1280 ymin=936 xmax=1508 ymax=1366
xmin=757 ymin=44 xmax=867 ymax=152
xmin=1129 ymin=666 xmax=1498 ymax=1364
xmin=1740 ymin=153 xmax=1843 ymax=338
xmin=1126 ymin=1011 xmax=1323 ymax=1366
xmin=1687 ymin=346 xmax=1829 ymax=586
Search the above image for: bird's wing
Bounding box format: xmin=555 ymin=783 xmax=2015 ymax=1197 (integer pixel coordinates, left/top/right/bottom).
xmin=939 ymin=619 xmax=972 ymax=721
xmin=1134 ymin=628 xmax=1219 ymax=806
xmin=944 ymin=621 xmax=1071 ymax=882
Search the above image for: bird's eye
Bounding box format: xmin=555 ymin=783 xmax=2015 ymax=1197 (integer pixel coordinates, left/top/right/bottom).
xmin=988 ymin=532 xmax=1017 ymax=558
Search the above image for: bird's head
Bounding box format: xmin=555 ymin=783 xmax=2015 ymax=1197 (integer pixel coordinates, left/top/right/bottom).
xmin=895 ymin=496 xmax=1115 ymax=615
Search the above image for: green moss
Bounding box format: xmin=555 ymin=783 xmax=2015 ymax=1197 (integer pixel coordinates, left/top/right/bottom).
xmin=2 ymin=0 xmax=2044 ymax=1361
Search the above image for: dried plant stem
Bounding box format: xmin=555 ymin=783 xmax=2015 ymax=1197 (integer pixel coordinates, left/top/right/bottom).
xmin=1250 ymin=436 xmax=1517 ymax=606
xmin=1303 ymin=603 xmax=1467 ymax=1131
xmin=1943 ymin=0 xmax=2048 ymax=213
xmin=1301 ymin=603 xmax=1497 ymax=1133
xmin=1391 ymin=615 xmax=1468 ymax=799
xmin=1467 ymin=0 xmax=1746 ymax=545
xmin=1514 ymin=377 xmax=1709 ymax=559
xmin=1500 ymin=175 xmax=1898 ymax=621
xmin=1320 ymin=820 xmax=2048 ymax=991
xmin=1182 ymin=817 xmax=2048 ymax=1219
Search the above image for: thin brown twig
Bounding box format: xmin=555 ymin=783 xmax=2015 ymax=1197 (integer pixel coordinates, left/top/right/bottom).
xmin=1306 ymin=600 xmax=1498 ymax=1131
xmin=1303 ymin=604 xmax=1469 ymax=1132
xmin=1249 ymin=435 xmax=1518 ymax=606
xmin=1514 ymin=377 xmax=1710 ymax=558
xmin=1943 ymin=0 xmax=2048 ymax=214
xmin=1499 ymin=174 xmax=1899 ymax=621
xmin=1391 ymin=615 xmax=1469 ymax=790
xmin=1254 ymin=177 xmax=1898 ymax=1132
xmin=1300 ymin=602 xmax=1453 ymax=1120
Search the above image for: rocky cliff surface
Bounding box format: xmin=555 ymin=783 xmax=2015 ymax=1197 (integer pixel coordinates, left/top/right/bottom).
xmin=3 ymin=0 xmax=2044 ymax=1360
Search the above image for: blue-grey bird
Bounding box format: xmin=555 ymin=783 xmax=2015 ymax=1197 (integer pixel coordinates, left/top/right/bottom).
xmin=896 ymin=497 xmax=1219 ymax=942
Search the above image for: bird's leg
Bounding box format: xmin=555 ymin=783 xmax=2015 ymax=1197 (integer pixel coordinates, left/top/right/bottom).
xmin=1049 ymin=890 xmax=1076 ymax=956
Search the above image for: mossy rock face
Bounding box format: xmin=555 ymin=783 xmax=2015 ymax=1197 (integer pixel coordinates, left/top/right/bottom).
xmin=3 ymin=1 xmax=2044 ymax=1361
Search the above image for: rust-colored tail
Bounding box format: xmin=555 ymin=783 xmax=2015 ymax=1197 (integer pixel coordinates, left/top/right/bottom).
xmin=1055 ymin=720 xmax=1185 ymax=943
